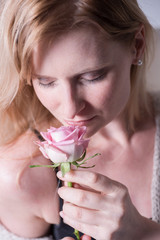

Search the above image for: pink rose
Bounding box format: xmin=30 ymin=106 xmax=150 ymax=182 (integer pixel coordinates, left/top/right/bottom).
xmin=36 ymin=126 xmax=89 ymax=164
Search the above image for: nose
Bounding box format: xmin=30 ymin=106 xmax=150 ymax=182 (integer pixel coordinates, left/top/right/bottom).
xmin=62 ymin=83 xmax=85 ymax=119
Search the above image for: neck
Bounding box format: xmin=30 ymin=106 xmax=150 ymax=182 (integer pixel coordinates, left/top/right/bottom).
xmin=92 ymin=114 xmax=131 ymax=147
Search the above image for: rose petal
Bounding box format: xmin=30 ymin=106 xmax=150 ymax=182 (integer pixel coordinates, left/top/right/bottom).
xmin=39 ymin=145 xmax=50 ymax=159
xmin=50 ymin=129 xmax=71 ymax=142
xmin=40 ymin=132 xmax=52 ymax=143
xmin=45 ymin=146 xmax=68 ymax=163
xmin=50 ymin=127 xmax=77 ymax=142
xmin=35 ymin=125 xmax=89 ymax=164
xmin=77 ymin=126 xmax=87 ymax=140
xmin=57 ymin=142 xmax=84 ymax=162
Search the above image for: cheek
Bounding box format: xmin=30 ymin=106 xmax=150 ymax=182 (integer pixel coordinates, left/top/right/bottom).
xmin=92 ymin=81 xmax=116 ymax=108
xmin=33 ymin=87 xmax=59 ymax=113
xmin=44 ymin=97 xmax=60 ymax=114
xmin=95 ymin=74 xmax=130 ymax=115
xmin=106 ymin=75 xmax=130 ymax=113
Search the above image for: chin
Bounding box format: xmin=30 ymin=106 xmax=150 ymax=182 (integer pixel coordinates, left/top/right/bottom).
xmin=84 ymin=125 xmax=101 ymax=139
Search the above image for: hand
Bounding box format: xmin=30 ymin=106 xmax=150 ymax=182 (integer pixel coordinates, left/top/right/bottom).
xmin=57 ymin=170 xmax=147 ymax=240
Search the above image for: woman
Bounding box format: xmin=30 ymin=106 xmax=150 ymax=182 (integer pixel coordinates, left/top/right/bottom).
xmin=0 ymin=0 xmax=160 ymax=239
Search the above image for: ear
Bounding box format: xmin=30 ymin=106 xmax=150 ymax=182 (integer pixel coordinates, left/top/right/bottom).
xmin=132 ymin=24 xmax=146 ymax=65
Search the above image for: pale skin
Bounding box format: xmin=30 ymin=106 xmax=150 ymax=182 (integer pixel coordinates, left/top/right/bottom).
xmin=0 ymin=25 xmax=159 ymax=240
xmin=0 ymin=131 xmax=60 ymax=238
xmin=32 ymin=26 xmax=160 ymax=240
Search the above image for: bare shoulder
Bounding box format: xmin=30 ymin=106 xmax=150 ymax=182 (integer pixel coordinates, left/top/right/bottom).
xmin=0 ymin=131 xmax=59 ymax=237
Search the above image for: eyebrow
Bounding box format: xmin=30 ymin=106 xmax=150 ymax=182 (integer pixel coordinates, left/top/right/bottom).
xmin=74 ymin=65 xmax=109 ymax=76
xmin=32 ymin=74 xmax=55 ymax=80
xmin=33 ymin=65 xmax=109 ymax=80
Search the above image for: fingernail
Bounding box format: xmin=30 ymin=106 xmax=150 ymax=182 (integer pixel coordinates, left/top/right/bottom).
xmin=59 ymin=211 xmax=64 ymax=218
xmin=57 ymin=171 xmax=62 ymax=178
xmin=57 ymin=187 xmax=62 ymax=195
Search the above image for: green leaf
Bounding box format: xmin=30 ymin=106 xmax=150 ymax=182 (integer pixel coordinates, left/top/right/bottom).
xmin=52 ymin=163 xmax=61 ymax=168
xmin=61 ymin=162 xmax=71 ymax=177
xmin=29 ymin=164 xmax=60 ymax=168
xmin=76 ymin=150 xmax=86 ymax=162
xmin=72 ymin=161 xmax=79 ymax=167
xmin=72 ymin=160 xmax=95 ymax=169
xmin=83 ymin=153 xmax=101 ymax=162
xmin=77 ymin=164 xmax=95 ymax=169
xmin=75 ymin=153 xmax=100 ymax=167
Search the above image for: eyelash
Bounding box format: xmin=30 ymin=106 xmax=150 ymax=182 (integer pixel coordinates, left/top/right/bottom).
xmin=36 ymin=72 xmax=106 ymax=88
xmin=82 ymin=73 xmax=106 ymax=84
xmin=37 ymin=79 xmax=56 ymax=88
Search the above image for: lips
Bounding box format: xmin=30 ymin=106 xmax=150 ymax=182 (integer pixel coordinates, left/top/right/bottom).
xmin=65 ymin=116 xmax=96 ymax=126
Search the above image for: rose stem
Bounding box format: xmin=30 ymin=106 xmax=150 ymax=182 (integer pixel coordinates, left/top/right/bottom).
xmin=67 ymin=181 xmax=72 ymax=187
xmin=61 ymin=162 xmax=80 ymax=240
xmin=67 ymin=181 xmax=80 ymax=240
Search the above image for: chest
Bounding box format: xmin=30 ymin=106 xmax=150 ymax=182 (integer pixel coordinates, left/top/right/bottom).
xmin=85 ymin=130 xmax=155 ymax=218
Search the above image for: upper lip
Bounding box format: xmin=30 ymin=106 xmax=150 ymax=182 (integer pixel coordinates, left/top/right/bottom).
xmin=65 ymin=116 xmax=95 ymax=123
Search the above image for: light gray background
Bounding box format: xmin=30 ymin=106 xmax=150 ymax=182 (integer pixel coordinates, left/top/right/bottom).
xmin=138 ymin=0 xmax=160 ymax=91
xmin=138 ymin=0 xmax=160 ymax=29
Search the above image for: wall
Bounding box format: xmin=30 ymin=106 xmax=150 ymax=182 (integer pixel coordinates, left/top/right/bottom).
xmin=138 ymin=0 xmax=160 ymax=91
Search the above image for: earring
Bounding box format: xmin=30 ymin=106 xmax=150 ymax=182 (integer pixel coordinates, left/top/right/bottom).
xmin=137 ymin=59 xmax=143 ymax=66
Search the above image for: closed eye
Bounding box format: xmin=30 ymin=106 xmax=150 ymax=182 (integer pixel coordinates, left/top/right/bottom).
xmin=33 ymin=75 xmax=56 ymax=87
xmin=85 ymin=73 xmax=106 ymax=82
xmin=80 ymin=71 xmax=107 ymax=84
xmin=38 ymin=79 xmax=55 ymax=87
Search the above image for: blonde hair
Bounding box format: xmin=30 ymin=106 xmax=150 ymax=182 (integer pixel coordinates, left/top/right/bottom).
xmin=0 ymin=0 xmax=154 ymax=144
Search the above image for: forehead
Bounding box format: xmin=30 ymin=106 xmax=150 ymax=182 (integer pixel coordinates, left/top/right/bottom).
xmin=32 ymin=27 xmax=126 ymax=76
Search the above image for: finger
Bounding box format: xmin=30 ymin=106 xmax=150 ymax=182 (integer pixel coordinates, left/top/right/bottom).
xmin=58 ymin=186 xmax=107 ymax=210
xmin=62 ymin=202 xmax=123 ymax=226
xmin=57 ymin=170 xmax=124 ymax=196
xmin=62 ymin=202 xmax=103 ymax=225
xmin=60 ymin=211 xmax=103 ymax=240
xmin=81 ymin=235 xmax=91 ymax=240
